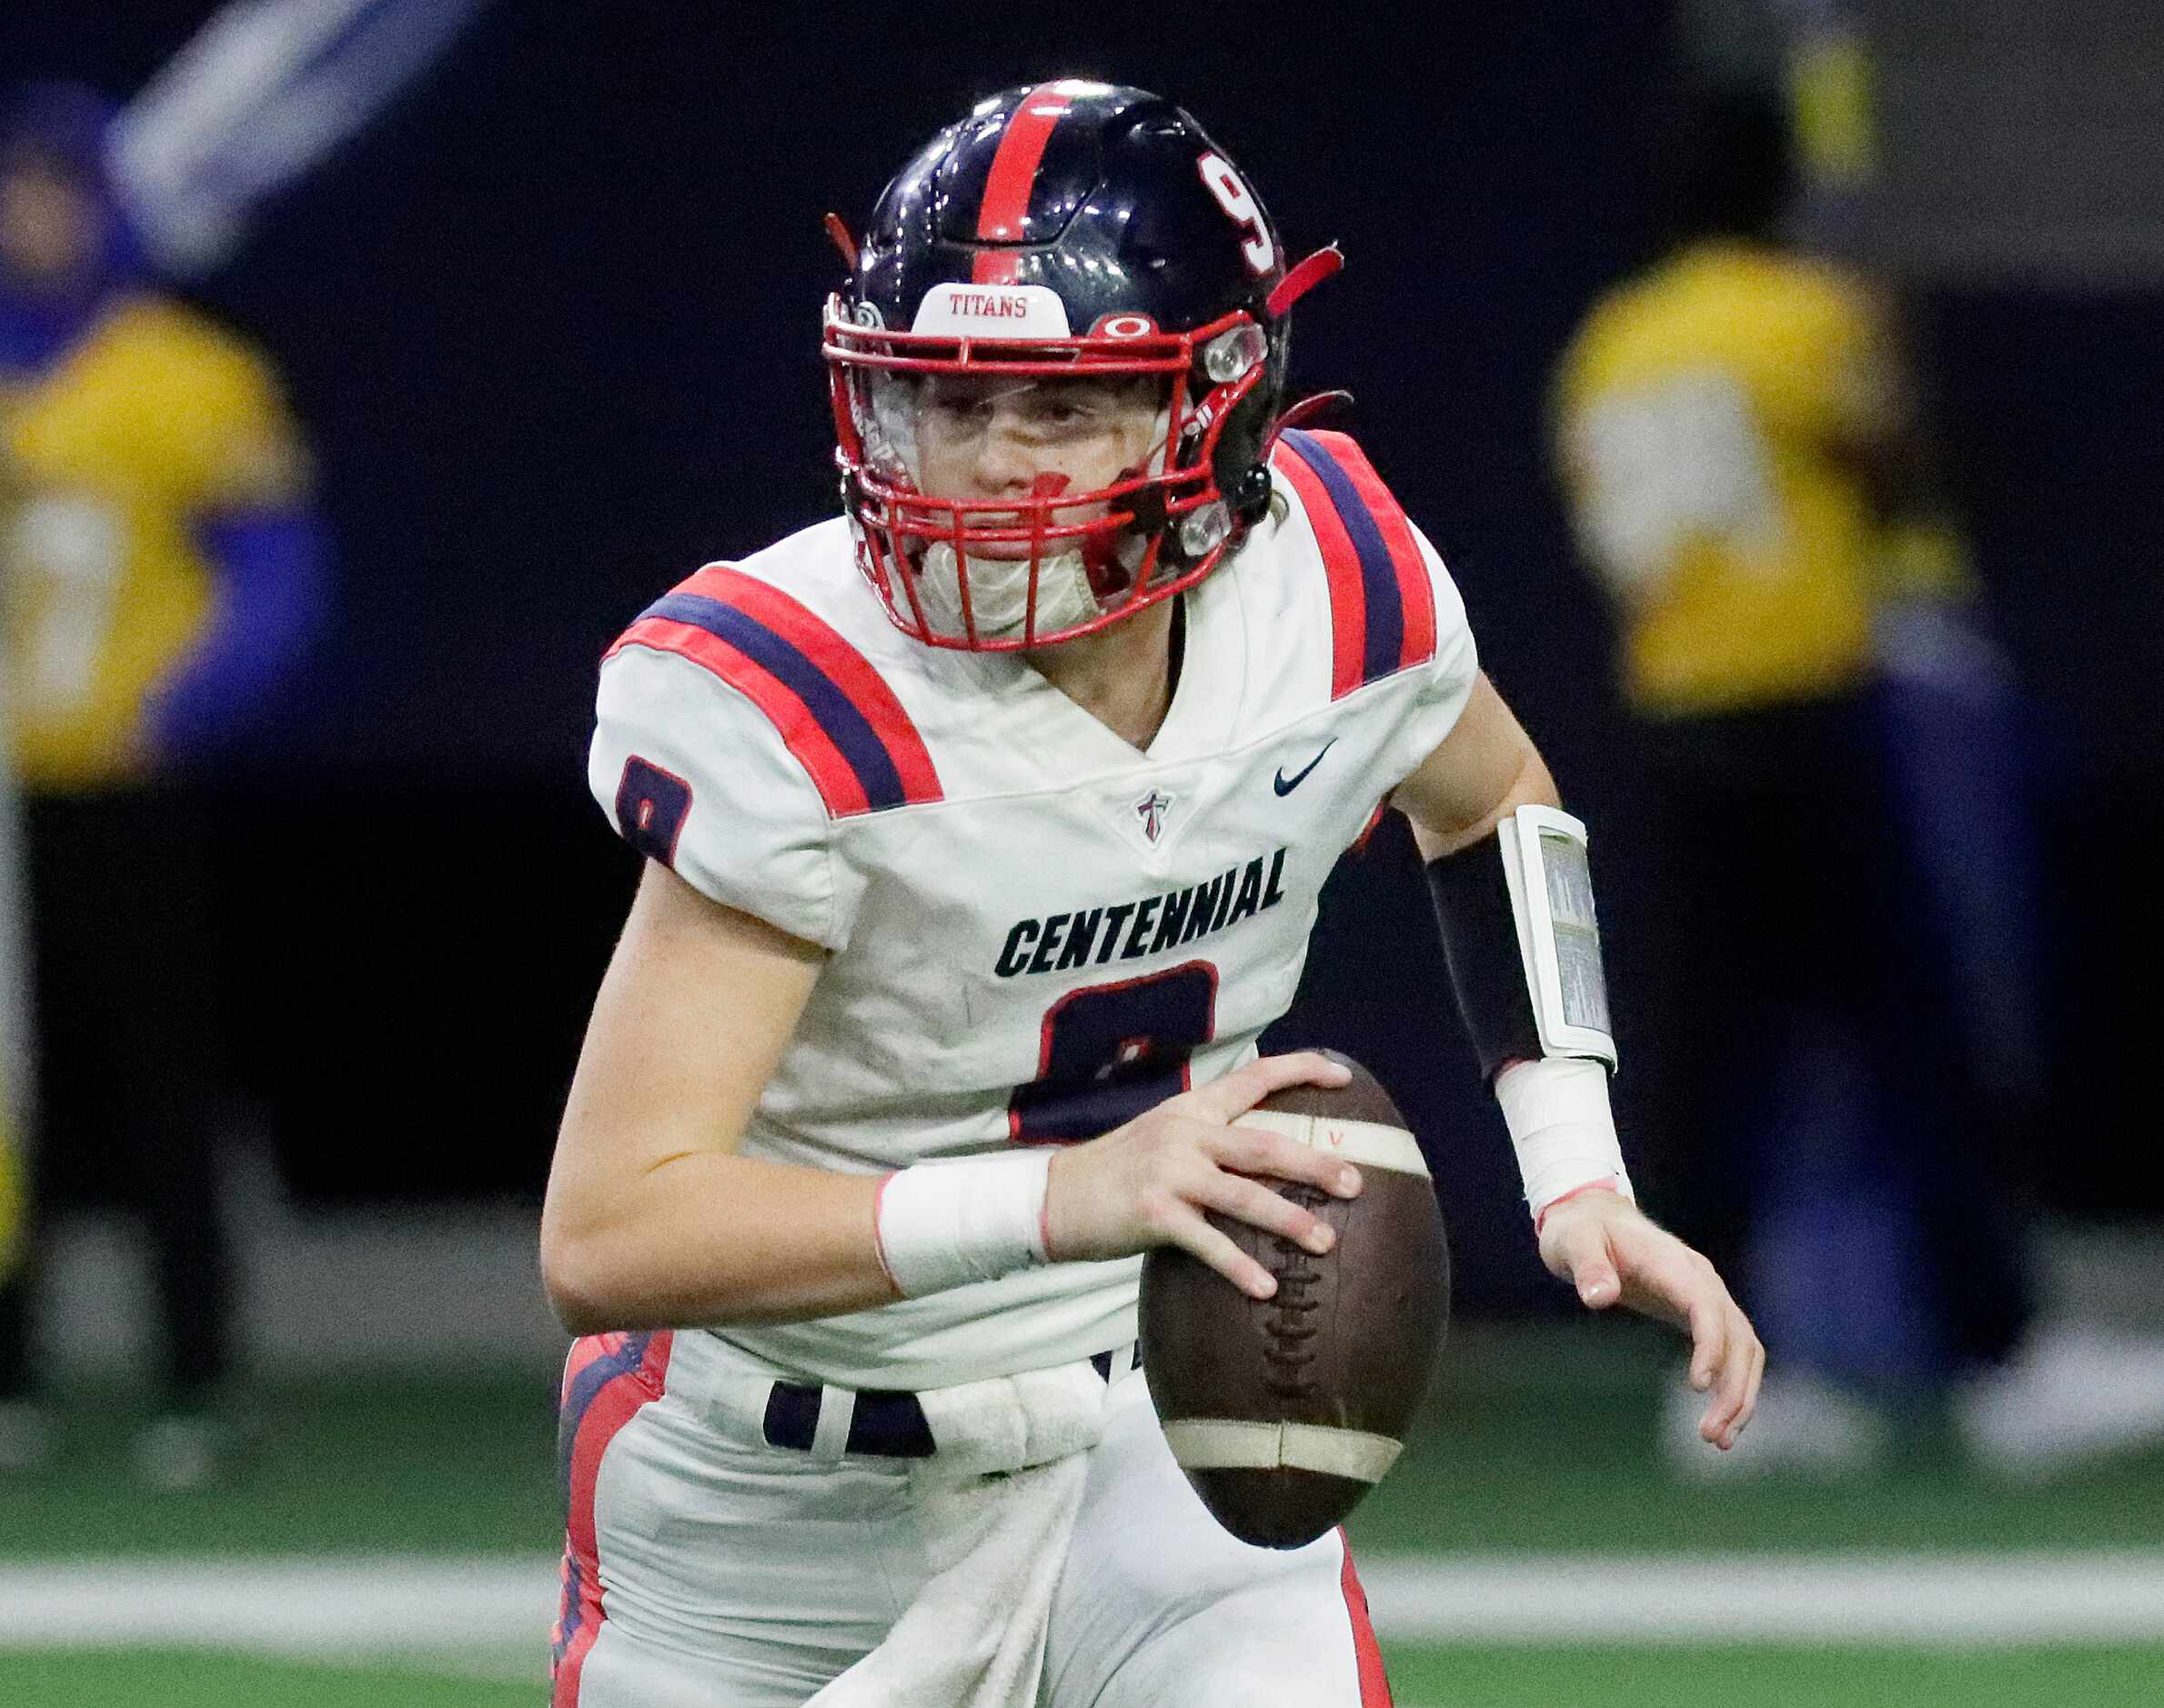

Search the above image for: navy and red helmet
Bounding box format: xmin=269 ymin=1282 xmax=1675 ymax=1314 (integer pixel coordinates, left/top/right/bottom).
xmin=823 ymin=80 xmax=1339 ymax=650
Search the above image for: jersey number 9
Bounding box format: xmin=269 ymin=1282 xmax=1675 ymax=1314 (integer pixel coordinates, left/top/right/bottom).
xmin=1009 ymin=961 xmax=1220 ymax=1143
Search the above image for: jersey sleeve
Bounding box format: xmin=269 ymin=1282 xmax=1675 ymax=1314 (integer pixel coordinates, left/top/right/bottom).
xmin=588 ymin=640 xmax=853 ymax=950
xmin=1269 ymin=427 xmax=1480 ymax=787
xmin=1388 ymin=517 xmax=1480 ymax=779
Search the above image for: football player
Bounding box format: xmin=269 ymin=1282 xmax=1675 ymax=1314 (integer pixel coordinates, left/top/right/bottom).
xmin=542 ymin=82 xmax=1761 ymax=1707
xmin=1550 ymin=79 xmax=2164 ymax=1482
xmin=0 ymin=81 xmax=327 ymax=1487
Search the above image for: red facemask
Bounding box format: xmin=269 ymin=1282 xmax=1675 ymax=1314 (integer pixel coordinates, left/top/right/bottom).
xmin=823 ymin=301 xmax=1271 ymax=649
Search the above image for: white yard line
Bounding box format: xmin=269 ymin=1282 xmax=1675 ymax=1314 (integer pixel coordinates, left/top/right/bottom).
xmin=0 ymin=1558 xmax=552 ymax=1654
xmin=3 ymin=1552 xmax=2163 ymax=1657
xmin=1357 ymin=1553 xmax=2164 ymax=1646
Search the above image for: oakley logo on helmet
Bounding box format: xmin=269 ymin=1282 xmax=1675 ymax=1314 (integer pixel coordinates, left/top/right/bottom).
xmin=1091 ymin=313 xmax=1161 ymax=339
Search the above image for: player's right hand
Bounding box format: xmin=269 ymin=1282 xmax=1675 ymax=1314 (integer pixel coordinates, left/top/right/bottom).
xmin=1042 ymin=1050 xmax=1364 ymax=1299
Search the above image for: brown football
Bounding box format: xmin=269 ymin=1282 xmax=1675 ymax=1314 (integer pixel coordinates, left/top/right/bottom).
xmin=1140 ymin=1053 xmax=1449 ymax=1550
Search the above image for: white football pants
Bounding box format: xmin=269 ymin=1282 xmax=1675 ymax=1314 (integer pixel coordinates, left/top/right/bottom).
xmin=550 ymin=1329 xmax=1393 ymax=1707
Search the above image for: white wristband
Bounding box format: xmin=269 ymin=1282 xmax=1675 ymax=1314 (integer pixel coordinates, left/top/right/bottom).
xmin=1494 ymin=1057 xmax=1635 ymax=1221
xmin=873 ymin=1152 xmax=1053 ymax=1299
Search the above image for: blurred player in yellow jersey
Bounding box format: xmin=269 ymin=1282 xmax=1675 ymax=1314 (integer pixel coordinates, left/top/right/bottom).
xmin=1555 ymin=80 xmax=2164 ymax=1479
xmin=0 ymin=83 xmax=328 ymax=1485
xmin=1559 ymin=222 xmax=1902 ymax=717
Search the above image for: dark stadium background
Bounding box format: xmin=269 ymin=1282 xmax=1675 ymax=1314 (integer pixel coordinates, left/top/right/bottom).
xmin=5 ymin=0 xmax=2158 ymax=1315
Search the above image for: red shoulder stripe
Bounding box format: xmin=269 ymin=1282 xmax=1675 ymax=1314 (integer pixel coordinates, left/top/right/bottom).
xmin=688 ymin=565 xmax=942 ymax=806
xmin=1303 ymin=430 xmax=1436 ymax=671
xmin=1271 ymin=439 xmax=1367 ymax=698
xmin=605 ymin=563 xmax=941 ymax=819
xmin=609 ymin=613 xmax=874 ymax=818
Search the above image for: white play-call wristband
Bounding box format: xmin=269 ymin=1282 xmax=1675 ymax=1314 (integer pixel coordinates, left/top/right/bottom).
xmin=873 ymin=1151 xmax=1054 ymax=1298
xmin=1494 ymin=1057 xmax=1636 ymax=1222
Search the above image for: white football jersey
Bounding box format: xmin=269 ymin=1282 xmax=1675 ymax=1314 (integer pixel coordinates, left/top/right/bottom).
xmin=588 ymin=430 xmax=1478 ymax=1390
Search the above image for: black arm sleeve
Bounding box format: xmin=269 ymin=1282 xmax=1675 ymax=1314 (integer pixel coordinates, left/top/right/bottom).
xmin=1425 ymin=830 xmax=1543 ymax=1083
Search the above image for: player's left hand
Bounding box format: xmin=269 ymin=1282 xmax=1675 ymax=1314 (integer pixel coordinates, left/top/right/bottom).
xmin=1536 ymin=1189 xmax=1763 ymax=1451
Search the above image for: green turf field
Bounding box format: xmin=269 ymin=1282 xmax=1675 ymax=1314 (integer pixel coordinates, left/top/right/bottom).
xmin=16 ymin=1316 xmax=2164 ymax=1558
xmin=16 ymin=1322 xmax=2164 ymax=1561
xmin=4 ymin=1321 xmax=2159 ymax=1704
xmin=1389 ymin=1644 xmax=2164 ymax=1707
xmin=0 ymin=1651 xmax=543 ymax=1708
xmin=5 ymin=1643 xmax=2161 ymax=1708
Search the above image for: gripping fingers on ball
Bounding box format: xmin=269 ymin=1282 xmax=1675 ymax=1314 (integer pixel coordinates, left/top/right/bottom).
xmin=1169 ymin=1207 xmax=1279 ymax=1299
xmin=1210 ymin=1123 xmax=1362 ymax=1201
xmin=1182 ymin=1050 xmax=1351 ymax=1125
xmin=1194 ymin=1168 xmax=1335 ymax=1255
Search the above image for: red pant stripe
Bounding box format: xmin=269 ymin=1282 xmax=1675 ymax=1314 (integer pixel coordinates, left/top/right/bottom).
xmin=551 ymin=1331 xmax=673 ymax=1705
xmin=1338 ymin=1532 xmax=1394 ymax=1706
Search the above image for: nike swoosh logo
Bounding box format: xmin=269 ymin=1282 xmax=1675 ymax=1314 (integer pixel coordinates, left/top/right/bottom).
xmin=1273 ymin=738 xmax=1338 ymax=796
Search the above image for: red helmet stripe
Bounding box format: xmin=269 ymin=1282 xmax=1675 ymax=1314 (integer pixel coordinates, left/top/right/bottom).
xmin=971 ymin=82 xmax=1075 ymax=284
